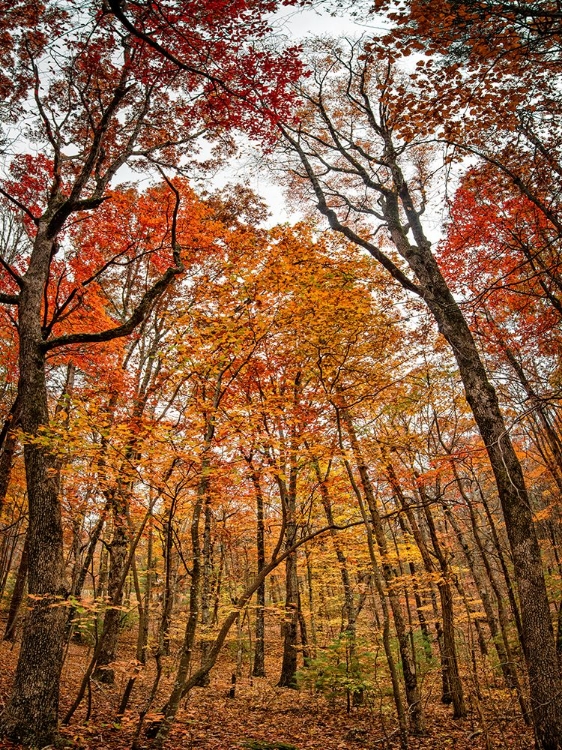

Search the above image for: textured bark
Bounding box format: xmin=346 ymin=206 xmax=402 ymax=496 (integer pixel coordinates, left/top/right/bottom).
xmin=0 ymin=397 xmax=20 ymax=516
xmin=92 ymin=495 xmax=129 ymax=684
xmin=195 ymin=489 xmax=213 ymax=687
xmin=3 ymin=535 xmax=29 ymax=642
xmin=277 ymin=390 xmax=301 ymax=690
xmin=160 ymin=510 xmax=177 ymax=656
xmin=0 ymin=227 xmax=67 ymax=747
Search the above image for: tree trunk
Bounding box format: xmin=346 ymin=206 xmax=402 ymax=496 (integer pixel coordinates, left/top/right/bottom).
xmin=3 ymin=535 xmax=29 ymax=642
xmin=0 ymin=397 xmax=20 ymax=516
xmin=0 ymin=226 xmax=67 ymax=747
xmin=195 ymin=488 xmax=213 ymax=686
xmin=278 ymin=541 xmax=299 ymax=688
xmin=92 ymin=494 xmax=129 ymax=684
xmin=277 ymin=417 xmax=300 ymax=689
xmin=250 ymin=466 xmax=266 ymax=677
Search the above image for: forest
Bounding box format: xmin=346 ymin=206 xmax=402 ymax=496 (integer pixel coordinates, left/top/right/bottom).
xmin=0 ymin=1 xmax=561 ymax=749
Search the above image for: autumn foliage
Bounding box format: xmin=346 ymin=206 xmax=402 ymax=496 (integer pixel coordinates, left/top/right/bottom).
xmin=0 ymin=1 xmax=561 ymax=750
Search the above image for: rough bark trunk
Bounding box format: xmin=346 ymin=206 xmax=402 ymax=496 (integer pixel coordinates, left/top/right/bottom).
xmin=3 ymin=535 xmax=29 ymax=642
xmin=160 ymin=511 xmax=176 ymax=656
xmin=195 ymin=489 xmax=213 ymax=687
xmin=92 ymin=494 xmax=129 ymax=684
xmin=0 ymin=397 xmax=20 ymax=516
xmin=277 ymin=414 xmax=300 ymax=689
xmin=0 ymin=227 xmax=67 ymax=747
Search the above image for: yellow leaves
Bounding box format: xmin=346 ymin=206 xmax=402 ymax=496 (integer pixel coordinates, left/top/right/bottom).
xmin=533 ymin=506 xmax=554 ymax=523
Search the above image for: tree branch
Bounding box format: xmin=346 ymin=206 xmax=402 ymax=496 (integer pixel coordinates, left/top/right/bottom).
xmin=41 ymin=262 xmax=183 ymax=352
xmin=0 ymin=187 xmax=38 ymax=226
xmin=0 ymin=292 xmax=19 ymax=305
xmin=280 ymin=125 xmax=422 ymax=296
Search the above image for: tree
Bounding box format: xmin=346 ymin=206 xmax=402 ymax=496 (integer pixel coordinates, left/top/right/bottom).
xmin=0 ymin=1 xmax=302 ymax=743
xmin=279 ymin=39 xmax=562 ymax=748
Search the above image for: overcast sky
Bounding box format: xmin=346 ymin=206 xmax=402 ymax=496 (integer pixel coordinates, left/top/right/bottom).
xmin=205 ymin=3 xmax=393 ymax=226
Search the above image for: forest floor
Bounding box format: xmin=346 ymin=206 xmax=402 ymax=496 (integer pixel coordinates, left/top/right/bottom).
xmin=0 ymin=636 xmax=535 ymax=750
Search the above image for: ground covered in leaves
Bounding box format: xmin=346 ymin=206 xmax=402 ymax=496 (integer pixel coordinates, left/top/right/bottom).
xmin=0 ymin=636 xmax=535 ymax=750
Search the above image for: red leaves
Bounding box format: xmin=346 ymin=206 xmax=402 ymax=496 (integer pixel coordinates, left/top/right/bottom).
xmin=104 ymin=0 xmax=306 ymax=137
xmin=3 ymin=153 xmax=54 ymax=224
xmin=438 ymin=167 xmax=562 ymax=362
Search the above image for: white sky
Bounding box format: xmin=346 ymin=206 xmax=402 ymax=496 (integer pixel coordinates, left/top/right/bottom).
xmin=210 ymin=5 xmax=385 ymax=226
xmin=268 ymin=4 xmax=383 ymax=40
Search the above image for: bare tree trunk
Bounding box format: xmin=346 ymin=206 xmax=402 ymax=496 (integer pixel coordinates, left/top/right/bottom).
xmin=277 ymin=395 xmax=301 ymax=690
xmin=3 ymin=535 xmax=29 ymax=642
xmin=160 ymin=505 xmax=177 ymax=656
xmin=92 ymin=492 xmax=129 ymax=684
xmin=0 ymin=227 xmax=67 ymax=747
xmin=195 ymin=488 xmax=213 ymax=686
xmin=277 ymin=530 xmax=299 ymax=688
xmin=0 ymin=397 xmax=20 ymax=516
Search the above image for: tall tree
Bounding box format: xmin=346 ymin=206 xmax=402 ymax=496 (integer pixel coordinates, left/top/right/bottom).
xmin=279 ymin=39 xmax=562 ymax=748
xmin=0 ymin=2 xmax=302 ymax=743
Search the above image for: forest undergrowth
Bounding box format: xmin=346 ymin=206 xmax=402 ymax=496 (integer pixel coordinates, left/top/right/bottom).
xmin=0 ymin=621 xmax=534 ymax=750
